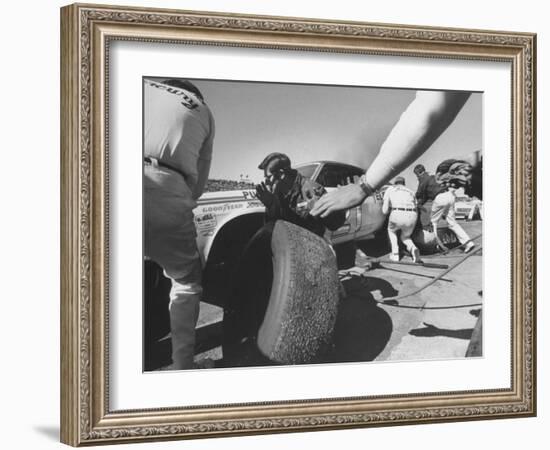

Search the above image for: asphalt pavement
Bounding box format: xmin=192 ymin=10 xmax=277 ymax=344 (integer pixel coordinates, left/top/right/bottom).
xmin=191 ymin=220 xmax=483 ymax=368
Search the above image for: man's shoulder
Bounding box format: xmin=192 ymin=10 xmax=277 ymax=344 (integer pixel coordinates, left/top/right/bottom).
xmin=385 ymin=185 xmax=396 ymax=194
xmin=392 ymin=185 xmax=415 ymax=198
xmin=393 ymin=184 xmax=413 ymax=192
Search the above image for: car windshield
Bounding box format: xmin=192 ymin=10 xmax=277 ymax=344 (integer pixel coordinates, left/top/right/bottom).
xmin=316 ymin=164 xmax=364 ymax=187
xmin=295 ymin=163 xmax=319 ymax=180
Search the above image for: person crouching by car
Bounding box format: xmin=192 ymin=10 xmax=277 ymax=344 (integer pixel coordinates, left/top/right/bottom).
xmin=255 ymin=152 xmax=346 ymax=237
xmin=382 ymin=176 xmax=422 ymax=263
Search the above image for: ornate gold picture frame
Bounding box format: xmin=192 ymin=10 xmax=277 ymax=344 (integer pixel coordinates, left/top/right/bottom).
xmin=60 ymin=3 xmax=536 ymax=446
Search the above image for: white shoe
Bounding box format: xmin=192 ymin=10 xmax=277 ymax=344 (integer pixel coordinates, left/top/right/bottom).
xmin=389 ymin=253 xmax=400 ymax=262
xmin=463 ymin=241 xmax=476 ymax=253
xmin=412 ymin=248 xmax=422 ymax=264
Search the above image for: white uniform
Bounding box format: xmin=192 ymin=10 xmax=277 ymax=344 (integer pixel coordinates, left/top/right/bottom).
xmin=430 ymin=189 xmax=471 ymax=245
xmin=382 ymin=184 xmax=420 ymax=261
xmin=144 ymin=79 xmax=215 ymax=369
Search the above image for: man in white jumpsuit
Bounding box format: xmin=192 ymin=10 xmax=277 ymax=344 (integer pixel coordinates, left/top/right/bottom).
xmin=430 ymin=181 xmax=475 ymax=253
xmin=144 ymin=78 xmax=215 ymax=370
xmin=382 ymin=177 xmax=421 ymax=262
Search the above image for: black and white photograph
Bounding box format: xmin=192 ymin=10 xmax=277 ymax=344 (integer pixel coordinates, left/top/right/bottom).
xmin=143 ymin=77 xmax=483 ymax=372
xmin=52 ymin=1 xmax=539 ymax=447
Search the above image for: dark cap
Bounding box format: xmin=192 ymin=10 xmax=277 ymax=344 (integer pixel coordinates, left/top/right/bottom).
xmin=258 ymin=152 xmax=291 ymax=171
xmin=394 ymin=176 xmax=405 ymax=185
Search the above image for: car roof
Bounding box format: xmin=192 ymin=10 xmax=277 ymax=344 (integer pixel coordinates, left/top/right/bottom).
xmin=294 ymin=160 xmax=363 ymax=171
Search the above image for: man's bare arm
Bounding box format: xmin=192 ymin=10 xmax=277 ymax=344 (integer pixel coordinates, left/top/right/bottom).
xmin=364 ymin=91 xmax=470 ymax=189
xmin=310 ymin=91 xmax=470 ymax=218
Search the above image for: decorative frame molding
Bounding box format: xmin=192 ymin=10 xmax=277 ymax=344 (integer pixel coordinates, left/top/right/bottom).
xmin=60 ymin=3 xmax=536 ymax=446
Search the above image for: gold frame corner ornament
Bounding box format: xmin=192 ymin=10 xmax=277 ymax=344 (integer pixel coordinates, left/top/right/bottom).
xmin=60 ymin=3 xmax=536 ymax=446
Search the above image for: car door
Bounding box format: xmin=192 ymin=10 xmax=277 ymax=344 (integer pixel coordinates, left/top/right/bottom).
xmin=354 ymin=188 xmax=387 ymax=241
xmin=315 ymin=163 xmax=364 ymax=244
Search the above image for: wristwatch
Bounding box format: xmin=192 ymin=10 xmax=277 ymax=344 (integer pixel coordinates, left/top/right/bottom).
xmin=358 ymin=174 xmax=375 ymax=198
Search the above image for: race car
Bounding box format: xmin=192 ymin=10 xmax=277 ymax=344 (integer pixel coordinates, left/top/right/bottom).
xmin=194 ymin=161 xmax=453 ymax=304
xmin=194 ymin=162 xmax=386 ymax=293
xmin=194 ymin=161 xmax=389 ymax=260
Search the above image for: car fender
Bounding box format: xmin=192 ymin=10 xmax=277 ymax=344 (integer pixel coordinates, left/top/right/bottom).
xmin=194 ymin=193 xmax=266 ymax=263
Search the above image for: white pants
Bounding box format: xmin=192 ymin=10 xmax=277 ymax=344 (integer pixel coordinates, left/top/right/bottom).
xmin=387 ymin=210 xmax=418 ymax=256
xmin=431 ymin=191 xmax=471 ymax=245
xmin=144 ymin=164 xmax=201 ymax=370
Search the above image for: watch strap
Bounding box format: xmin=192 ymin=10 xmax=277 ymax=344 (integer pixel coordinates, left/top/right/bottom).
xmin=359 ymin=175 xmax=374 ymax=197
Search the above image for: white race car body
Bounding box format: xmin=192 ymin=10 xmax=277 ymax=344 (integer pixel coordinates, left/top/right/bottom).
xmin=194 ymin=189 xmax=267 ymax=264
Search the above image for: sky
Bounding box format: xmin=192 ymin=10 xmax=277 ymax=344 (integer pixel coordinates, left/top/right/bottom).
xmin=176 ymin=78 xmax=481 ymax=189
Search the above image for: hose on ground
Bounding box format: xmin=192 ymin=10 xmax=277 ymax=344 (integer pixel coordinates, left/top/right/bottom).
xmin=344 ymin=235 xmax=483 ymax=310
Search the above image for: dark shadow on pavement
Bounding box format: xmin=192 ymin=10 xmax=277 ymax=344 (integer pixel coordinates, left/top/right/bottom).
xmin=409 ymin=322 xmax=473 ymax=340
xmin=361 ymin=276 xmax=399 ymax=298
xmin=327 ymin=275 xmax=395 ymax=363
xmin=469 ymin=308 xmax=482 ymax=318
xmin=217 ymin=337 xmax=276 ymax=368
xmin=33 ymin=426 xmax=59 ymax=441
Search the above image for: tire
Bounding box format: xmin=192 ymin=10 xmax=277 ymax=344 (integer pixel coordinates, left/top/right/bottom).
xmin=256 ymin=221 xmax=340 ymax=365
xmin=412 ymin=225 xmax=460 ymax=254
